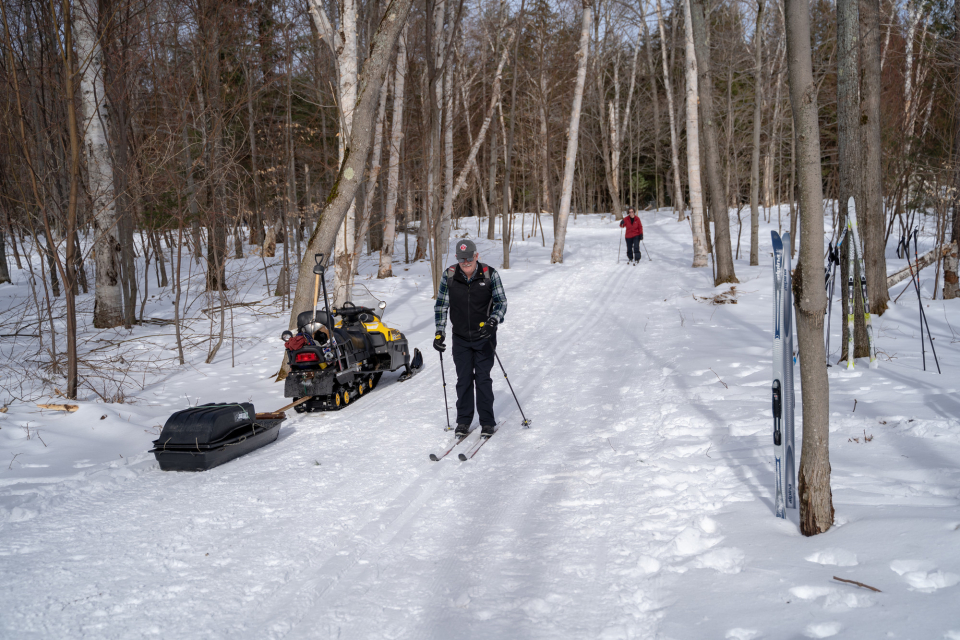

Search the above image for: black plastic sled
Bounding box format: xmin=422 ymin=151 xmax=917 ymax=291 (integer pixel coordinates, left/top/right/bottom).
xmin=151 ymin=403 xmax=285 ymax=472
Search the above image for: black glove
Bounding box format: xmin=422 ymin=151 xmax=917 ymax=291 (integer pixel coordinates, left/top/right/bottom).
xmin=639 ymin=233 xmax=644 ymax=241
xmin=478 ymin=317 xmax=498 ymax=340
xmin=433 ymin=332 xmax=446 ymax=353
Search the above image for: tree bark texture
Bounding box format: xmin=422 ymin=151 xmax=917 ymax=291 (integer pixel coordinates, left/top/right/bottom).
xmin=785 ymin=0 xmax=833 ymax=536
xmin=75 ymin=0 xmax=123 ymax=328
xmin=837 ymin=0 xmax=868 ymax=360
xmin=691 ymin=0 xmax=738 ymax=285
xmin=859 ymin=0 xmax=889 ymax=315
xmin=683 ymin=0 xmax=709 ymax=268
xmin=378 ymin=28 xmax=407 ymax=279
xmin=550 ymin=0 xmax=592 ymax=264
xmin=749 ymin=0 xmax=763 ymax=266
xmin=655 ymin=0 xmax=684 ymax=220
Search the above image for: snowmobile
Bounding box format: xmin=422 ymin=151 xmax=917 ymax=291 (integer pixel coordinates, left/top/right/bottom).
xmin=280 ymin=253 xmax=423 ymax=413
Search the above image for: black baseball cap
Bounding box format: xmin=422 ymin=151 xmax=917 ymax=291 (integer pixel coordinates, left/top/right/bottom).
xmin=455 ymin=239 xmax=477 ymax=261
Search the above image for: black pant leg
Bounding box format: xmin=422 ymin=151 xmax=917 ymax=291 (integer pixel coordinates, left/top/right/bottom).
xmin=626 ymin=237 xmax=640 ymax=260
xmin=474 ymin=336 xmax=497 ymax=426
xmin=452 ymin=337 xmax=476 ymax=425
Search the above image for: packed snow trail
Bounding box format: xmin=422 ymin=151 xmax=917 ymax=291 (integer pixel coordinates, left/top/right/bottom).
xmin=2 ymin=212 xmax=959 ymax=639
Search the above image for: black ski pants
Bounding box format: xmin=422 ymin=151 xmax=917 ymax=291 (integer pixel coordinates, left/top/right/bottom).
xmin=625 ymin=236 xmax=641 ymax=262
xmin=452 ymin=334 xmax=496 ymax=427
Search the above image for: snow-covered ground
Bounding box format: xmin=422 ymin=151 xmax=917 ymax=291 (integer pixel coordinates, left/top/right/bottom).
xmin=1 ymin=209 xmax=959 ymax=639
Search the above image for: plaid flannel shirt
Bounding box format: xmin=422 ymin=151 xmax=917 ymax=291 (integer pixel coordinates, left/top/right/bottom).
xmin=434 ymin=264 xmax=507 ymax=336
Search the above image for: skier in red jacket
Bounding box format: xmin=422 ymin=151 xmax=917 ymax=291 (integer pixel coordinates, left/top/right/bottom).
xmin=620 ymin=207 xmax=644 ymax=264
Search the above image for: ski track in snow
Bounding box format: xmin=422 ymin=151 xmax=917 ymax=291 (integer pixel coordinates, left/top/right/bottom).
xmin=1 ymin=211 xmax=959 ymax=639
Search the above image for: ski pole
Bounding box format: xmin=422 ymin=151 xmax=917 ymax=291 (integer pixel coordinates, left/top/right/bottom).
xmin=911 ymin=230 xmax=941 ymax=373
xmin=492 ymin=350 xmax=531 ymax=427
xmin=617 ymin=228 xmax=623 ymax=263
xmin=641 ymin=239 xmax=652 ymax=261
xmin=439 ymin=351 xmax=452 ymax=430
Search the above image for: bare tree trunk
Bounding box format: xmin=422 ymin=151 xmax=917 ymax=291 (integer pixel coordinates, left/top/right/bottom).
xmin=286 ymin=0 xmax=415 ymax=332
xmin=307 ymin=0 xmax=358 ymax=306
xmin=946 ymin=0 xmax=960 ymax=300
xmin=439 ymin=45 xmax=455 ymax=252
xmin=785 ymin=0 xmax=833 ymax=536
xmin=444 ymin=41 xmax=512 ymax=219
xmin=487 ymin=120 xmax=498 ymax=240
xmin=0 ymin=230 xmax=9 ymax=284
xmin=655 ymin=0 xmax=684 ymax=220
xmin=352 ymin=78 xmax=389 ymax=275
xmin=245 ymin=62 xmax=263 ymax=248
xmin=550 ymin=0 xmax=592 ymax=264
xmin=379 ymin=28 xmax=407 ymax=279
xmin=502 ymin=3 xmax=524 ymax=269
xmin=837 ymin=0 xmax=866 ymax=360
xmin=75 ymin=0 xmax=122 ymax=328
xmin=749 ymin=0 xmax=763 ymax=266
xmin=642 ymin=10 xmax=663 ymax=210
xmin=691 ymin=0 xmax=737 ymax=284
xmin=683 ymin=0 xmax=709 ymax=268
xmin=859 ymin=0 xmax=889 ymax=315
xmin=763 ymin=40 xmax=785 ymax=211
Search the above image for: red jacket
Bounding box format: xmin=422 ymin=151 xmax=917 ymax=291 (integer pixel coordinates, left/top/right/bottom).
xmin=620 ymin=215 xmax=643 ymax=238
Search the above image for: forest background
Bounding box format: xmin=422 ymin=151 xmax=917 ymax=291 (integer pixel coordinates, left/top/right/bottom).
xmin=1 ymin=0 xmax=959 ymax=533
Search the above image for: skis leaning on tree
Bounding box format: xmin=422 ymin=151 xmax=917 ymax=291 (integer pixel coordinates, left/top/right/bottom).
xmin=845 ymin=197 xmax=878 ymax=370
xmin=771 ymin=231 xmax=797 ymax=519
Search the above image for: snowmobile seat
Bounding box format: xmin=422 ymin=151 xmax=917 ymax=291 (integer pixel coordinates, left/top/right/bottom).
xmin=297 ymin=310 xmax=332 ymax=331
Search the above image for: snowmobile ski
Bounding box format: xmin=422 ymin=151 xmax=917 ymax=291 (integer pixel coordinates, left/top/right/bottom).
xmin=771 ymin=231 xmax=787 ymax=519
xmin=430 ymin=431 xmax=471 ymax=461
xmin=398 ymin=348 xmax=424 ymax=382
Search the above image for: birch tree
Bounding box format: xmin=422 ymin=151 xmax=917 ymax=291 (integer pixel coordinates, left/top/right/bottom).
xmin=683 ymin=0 xmax=709 ymax=268
xmin=749 ymin=0 xmax=763 ymax=266
xmin=306 ymin=0 xmax=358 ymax=306
xmin=378 ymin=28 xmax=407 ymax=279
xmin=551 ymin=0 xmax=592 ymax=264
xmin=655 ymin=0 xmax=684 ymax=220
xmin=351 ymin=78 xmax=390 ymax=277
xmin=784 ymin=0 xmax=832 ymax=536
xmin=288 ymin=0 xmax=414 ymax=329
xmin=75 ymin=0 xmax=123 ymax=328
xmin=691 ymin=0 xmax=737 ymax=284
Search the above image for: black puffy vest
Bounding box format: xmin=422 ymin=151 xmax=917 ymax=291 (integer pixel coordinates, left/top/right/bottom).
xmin=447 ymin=263 xmax=493 ymax=342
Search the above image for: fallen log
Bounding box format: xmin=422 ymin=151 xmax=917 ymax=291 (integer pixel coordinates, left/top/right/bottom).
xmin=886 ymin=243 xmax=953 ymax=289
xmin=37 ymin=404 xmax=79 ymax=412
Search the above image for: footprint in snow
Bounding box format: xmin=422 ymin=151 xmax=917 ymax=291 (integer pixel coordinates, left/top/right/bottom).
xmin=805 ymin=548 xmax=858 ymax=567
xmin=890 ymin=559 xmax=960 ymax=593
xmin=804 ymin=621 xmax=842 ymax=638
xmin=690 ymin=547 xmax=745 ymax=574
xmin=789 ymin=585 xmax=874 ymax=612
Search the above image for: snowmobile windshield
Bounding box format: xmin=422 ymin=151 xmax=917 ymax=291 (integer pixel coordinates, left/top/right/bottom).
xmin=338 ymin=288 xmax=386 ymax=320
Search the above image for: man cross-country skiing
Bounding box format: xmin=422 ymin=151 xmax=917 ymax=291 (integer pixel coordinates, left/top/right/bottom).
xmin=433 ymin=239 xmax=507 ymax=437
xmin=620 ymin=207 xmax=644 ymax=264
